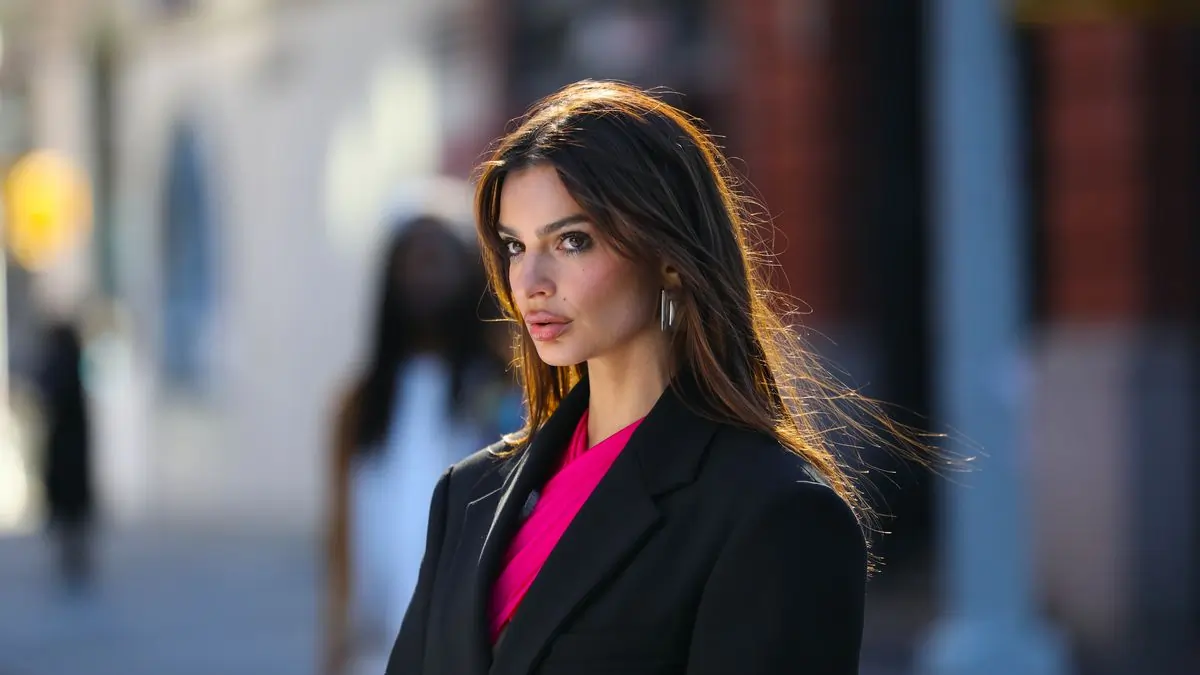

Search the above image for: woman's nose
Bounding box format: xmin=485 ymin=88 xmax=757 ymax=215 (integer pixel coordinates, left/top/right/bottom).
xmin=513 ymin=252 xmax=555 ymax=299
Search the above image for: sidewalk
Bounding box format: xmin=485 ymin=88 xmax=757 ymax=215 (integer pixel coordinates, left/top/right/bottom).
xmin=0 ymin=528 xmax=319 ymax=675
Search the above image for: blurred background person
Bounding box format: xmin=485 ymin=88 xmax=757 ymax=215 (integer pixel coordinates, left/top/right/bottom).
xmin=324 ymin=212 xmax=518 ymax=675
xmin=36 ymin=320 xmax=95 ymax=594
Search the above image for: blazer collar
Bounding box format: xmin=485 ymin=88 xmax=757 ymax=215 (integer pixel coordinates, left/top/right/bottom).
xmin=471 ymin=371 xmax=720 ymax=675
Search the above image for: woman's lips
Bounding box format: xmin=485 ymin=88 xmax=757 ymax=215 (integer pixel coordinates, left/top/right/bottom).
xmin=525 ymin=311 xmax=571 ymax=342
xmin=528 ymin=322 xmax=571 ymax=341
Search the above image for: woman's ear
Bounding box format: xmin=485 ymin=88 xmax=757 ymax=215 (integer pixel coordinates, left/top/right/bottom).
xmin=661 ymin=262 xmax=682 ymax=291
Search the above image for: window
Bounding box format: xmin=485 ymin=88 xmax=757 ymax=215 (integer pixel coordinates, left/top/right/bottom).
xmin=160 ymin=121 xmax=219 ymax=391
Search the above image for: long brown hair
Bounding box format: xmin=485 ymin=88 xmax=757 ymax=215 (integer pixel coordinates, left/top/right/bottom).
xmin=474 ymin=80 xmax=930 ymax=530
xmin=347 ymin=214 xmax=500 ymax=453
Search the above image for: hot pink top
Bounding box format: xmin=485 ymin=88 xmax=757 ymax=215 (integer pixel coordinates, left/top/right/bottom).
xmin=489 ymin=409 xmax=643 ymax=641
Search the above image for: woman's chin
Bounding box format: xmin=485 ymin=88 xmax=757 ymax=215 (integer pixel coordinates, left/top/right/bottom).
xmin=533 ymin=343 xmax=585 ymax=368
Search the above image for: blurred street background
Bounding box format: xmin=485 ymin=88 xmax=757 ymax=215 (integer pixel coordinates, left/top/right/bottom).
xmin=0 ymin=1 xmax=1197 ymax=674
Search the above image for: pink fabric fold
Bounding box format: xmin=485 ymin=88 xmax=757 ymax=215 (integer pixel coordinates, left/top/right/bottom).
xmin=489 ymin=409 xmax=642 ymax=642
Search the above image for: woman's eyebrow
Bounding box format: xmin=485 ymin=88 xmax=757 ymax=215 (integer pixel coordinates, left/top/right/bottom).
xmin=497 ymin=214 xmax=590 ymax=239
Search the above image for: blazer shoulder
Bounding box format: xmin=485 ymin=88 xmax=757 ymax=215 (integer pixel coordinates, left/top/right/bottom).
xmin=703 ymin=424 xmax=838 ymax=497
xmin=701 ymin=425 xmax=865 ymax=553
xmin=443 ymin=438 xmax=515 ymax=503
xmin=450 ymin=438 xmax=508 ymax=474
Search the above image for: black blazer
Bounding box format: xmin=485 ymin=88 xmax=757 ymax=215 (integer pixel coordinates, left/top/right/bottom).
xmin=386 ymin=376 xmax=867 ymax=675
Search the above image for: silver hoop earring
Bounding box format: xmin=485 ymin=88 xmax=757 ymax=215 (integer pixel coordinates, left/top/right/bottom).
xmin=660 ymin=289 xmax=677 ymax=332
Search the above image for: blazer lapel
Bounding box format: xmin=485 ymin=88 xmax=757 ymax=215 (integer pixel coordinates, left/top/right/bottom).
xmin=470 ymin=378 xmax=592 ymax=671
xmin=490 ymin=376 xmax=720 ymax=675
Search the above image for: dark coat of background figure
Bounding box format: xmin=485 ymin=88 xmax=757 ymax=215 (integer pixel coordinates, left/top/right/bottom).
xmin=385 ymin=375 xmax=868 ymax=675
xmin=38 ymin=321 xmax=95 ymax=588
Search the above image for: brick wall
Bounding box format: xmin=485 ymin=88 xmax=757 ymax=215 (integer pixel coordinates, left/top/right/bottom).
xmin=1040 ymin=23 xmax=1198 ymax=324
xmin=724 ymin=0 xmax=850 ymax=320
xmin=1041 ymin=24 xmax=1149 ymax=321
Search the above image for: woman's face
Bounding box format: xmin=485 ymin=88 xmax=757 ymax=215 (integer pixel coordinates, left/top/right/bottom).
xmin=498 ymin=164 xmax=661 ymax=368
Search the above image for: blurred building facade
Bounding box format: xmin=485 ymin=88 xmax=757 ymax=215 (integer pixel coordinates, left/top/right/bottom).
xmin=1019 ymin=19 xmax=1199 ymax=670
xmin=0 ymin=0 xmax=1196 ymax=671
xmin=0 ymin=0 xmax=502 ymax=532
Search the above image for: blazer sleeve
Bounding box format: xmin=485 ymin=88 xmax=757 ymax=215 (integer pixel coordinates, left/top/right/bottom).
xmin=384 ymin=465 xmax=453 ymax=675
xmin=686 ymin=480 xmax=867 ymax=675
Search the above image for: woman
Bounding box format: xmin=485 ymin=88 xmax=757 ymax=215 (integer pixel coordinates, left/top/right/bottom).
xmin=386 ymin=81 xmax=922 ymax=675
xmin=325 ymin=213 xmax=516 ymax=675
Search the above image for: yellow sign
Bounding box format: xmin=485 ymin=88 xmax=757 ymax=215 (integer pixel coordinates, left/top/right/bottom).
xmin=2 ymin=150 xmax=93 ymax=271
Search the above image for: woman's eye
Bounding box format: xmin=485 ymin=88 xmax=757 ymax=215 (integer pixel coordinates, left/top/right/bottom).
xmin=560 ymin=232 xmax=591 ymax=254
xmin=503 ymin=240 xmax=524 ymax=257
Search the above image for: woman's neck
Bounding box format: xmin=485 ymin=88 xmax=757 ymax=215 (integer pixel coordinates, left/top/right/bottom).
xmin=584 ymin=332 xmax=671 ymax=447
